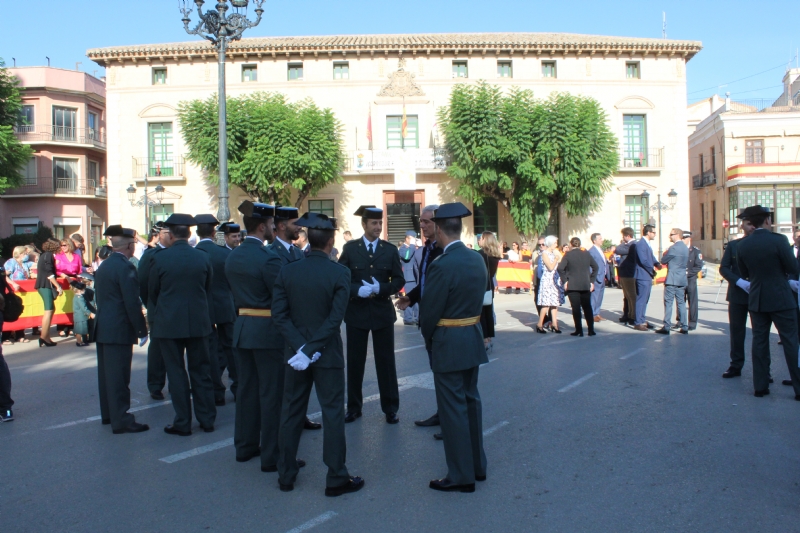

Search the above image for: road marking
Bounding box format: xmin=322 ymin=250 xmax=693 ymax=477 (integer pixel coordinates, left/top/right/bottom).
xmin=159 ymin=438 xmax=234 ymax=464
xmin=557 ymin=372 xmax=598 ymax=393
xmin=45 ymin=400 xmax=172 ymax=430
xmin=620 ymin=347 xmax=646 ymax=360
xmin=285 ymin=512 xmax=338 ymax=533
xmin=483 ymin=420 xmax=509 ymax=437
xmin=548 ymin=338 xmax=581 ymax=346
xmin=395 ymin=344 xmax=425 ymax=353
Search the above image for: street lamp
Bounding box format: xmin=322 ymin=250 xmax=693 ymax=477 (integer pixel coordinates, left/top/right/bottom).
xmin=180 ymin=0 xmax=265 ymax=223
xmin=127 ymin=178 xmax=167 ymax=232
xmin=641 ymin=189 xmax=679 ymax=256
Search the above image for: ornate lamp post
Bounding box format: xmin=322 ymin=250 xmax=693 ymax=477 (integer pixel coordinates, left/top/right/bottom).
xmin=128 ymin=180 xmax=166 ymax=232
xmin=641 ymin=189 xmax=678 ymax=256
xmin=179 ymin=0 xmax=265 ymax=222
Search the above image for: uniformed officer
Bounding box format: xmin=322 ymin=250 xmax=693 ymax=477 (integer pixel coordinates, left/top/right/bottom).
xmin=719 ymin=220 xmax=755 ymax=378
xmin=219 ymin=222 xmax=241 ymax=250
xmin=273 ymin=212 xmax=364 ymax=496
xmin=195 ymin=214 xmax=237 ymax=405
xmin=137 ymin=222 xmax=169 ymax=400
xmin=677 ymin=231 xmax=704 ymax=330
xmin=420 ymin=203 xmax=488 ymax=493
xmin=94 ymin=225 xmax=149 ymax=434
xmin=148 ymin=213 xmax=217 ymax=435
xmin=338 ymin=206 xmax=405 ymax=424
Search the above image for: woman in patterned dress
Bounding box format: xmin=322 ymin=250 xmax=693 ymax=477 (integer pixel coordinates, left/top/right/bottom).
xmin=536 ymin=235 xmax=564 ymax=334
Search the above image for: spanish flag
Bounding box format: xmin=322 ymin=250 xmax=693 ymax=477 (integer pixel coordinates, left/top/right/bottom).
xmin=366 ymin=105 xmax=373 ymax=144
xmin=401 ymin=103 xmax=408 ymax=140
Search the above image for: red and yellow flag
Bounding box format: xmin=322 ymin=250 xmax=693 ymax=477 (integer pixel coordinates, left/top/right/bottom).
xmin=366 ymin=106 xmax=372 ymax=144
xmin=401 ymin=104 xmax=408 ymax=139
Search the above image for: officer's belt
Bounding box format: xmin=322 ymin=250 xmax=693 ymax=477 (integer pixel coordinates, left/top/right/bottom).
xmin=436 ymin=316 xmax=480 ymax=327
xmin=239 ymin=308 xmax=272 ymax=317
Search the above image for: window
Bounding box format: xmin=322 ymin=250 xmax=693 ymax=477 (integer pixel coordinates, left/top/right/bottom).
xmin=626 ymin=62 xmax=640 ymax=79
xmin=710 ymin=146 xmax=716 ymax=178
xmin=88 ymin=160 xmax=99 ymax=187
xmin=20 ymin=157 xmax=37 ymax=185
xmin=18 ymin=105 xmax=34 ymax=132
xmin=386 ymin=115 xmax=419 ymax=149
xmin=333 ymin=62 xmax=349 ymax=80
xmin=542 ymin=61 xmax=557 ymax=78
xmin=53 ymin=158 xmax=79 ymax=191
xmin=242 ymin=65 xmax=257 ymax=82
xmin=622 ymin=115 xmax=647 ymax=167
xmin=53 ymin=106 xmax=77 ymax=141
xmin=88 ymin=111 xmax=98 ymax=140
xmin=624 ymin=195 xmax=648 ymax=238
xmin=700 ymin=203 xmax=705 ymax=240
xmin=149 ymin=204 xmax=174 ymax=226
xmin=152 ymin=67 xmax=167 ymax=85
xmin=711 ymin=201 xmax=717 ymax=240
xmin=745 ymin=139 xmax=763 ymax=163
xmin=308 ymin=199 xmax=334 ymax=217
xmin=497 ymin=61 xmax=512 ymax=78
xmin=288 ymin=63 xmax=303 ymax=81
xmin=452 ymin=61 xmax=468 ymax=79
xmin=473 ymin=199 xmax=499 ymax=235
xmin=148 ymin=123 xmax=174 ymax=177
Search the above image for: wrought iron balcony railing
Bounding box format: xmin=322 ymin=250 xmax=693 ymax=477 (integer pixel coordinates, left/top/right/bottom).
xmin=692 ymin=169 xmax=716 ymax=189
xmin=13 ymin=125 xmax=106 ymax=149
xmin=619 ymin=147 xmax=664 ymax=169
xmin=132 ymin=156 xmax=186 ymax=178
xmin=345 ymin=148 xmax=449 ymax=172
xmin=0 ymin=177 xmax=107 ymax=197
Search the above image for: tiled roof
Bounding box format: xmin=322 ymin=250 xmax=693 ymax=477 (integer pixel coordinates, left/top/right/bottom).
xmin=87 ymin=32 xmax=702 ymax=64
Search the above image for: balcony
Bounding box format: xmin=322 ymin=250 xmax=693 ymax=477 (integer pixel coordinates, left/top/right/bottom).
xmin=132 ymin=156 xmax=186 ymax=179
xmin=344 ymin=148 xmax=449 ymax=173
xmin=618 ymin=147 xmax=664 ymax=170
xmin=0 ymin=177 xmax=107 ymax=198
xmin=692 ymin=169 xmax=716 ymax=189
xmin=13 ymin=125 xmax=106 ymax=149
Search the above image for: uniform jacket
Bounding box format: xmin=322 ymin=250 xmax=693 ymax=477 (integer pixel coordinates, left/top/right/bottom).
xmin=687 ymin=246 xmax=704 ymax=279
xmin=719 ymin=238 xmax=749 ymax=305
xmin=634 ymin=238 xmax=659 ymax=280
xmin=660 ymin=241 xmax=689 ymax=287
xmin=196 ymin=239 xmax=236 ymax=325
xmin=225 ymin=236 xmax=283 ymax=350
xmin=272 ymin=250 xmax=350 ymax=368
xmin=338 ymin=237 xmax=405 ymax=330
xmin=557 ymin=249 xmax=599 ymax=292
xmin=588 ymin=246 xmax=607 ymax=284
xmin=736 ymin=229 xmax=799 ymax=313
xmin=94 ymin=252 xmax=147 ymax=344
xmin=420 ymin=241 xmax=489 ymax=373
xmin=137 ymin=245 xmax=164 ymax=318
xmin=148 ymin=239 xmax=213 ymax=339
xmin=616 ymin=241 xmax=636 ymax=278
xmin=268 ymin=238 xmax=305 ymax=266
xmin=407 ymin=242 xmax=443 ymax=306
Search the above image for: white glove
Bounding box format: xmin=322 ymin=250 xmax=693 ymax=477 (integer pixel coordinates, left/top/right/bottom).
xmin=790 ymin=280 xmax=800 ymax=293
xmin=736 ymin=279 xmax=751 ymax=293
xmin=369 ymin=276 xmax=380 ymax=295
xmin=311 ymin=352 xmax=321 ymax=363
xmin=288 ymin=345 xmax=311 ymax=371
xmin=358 ymin=283 xmax=373 ymax=298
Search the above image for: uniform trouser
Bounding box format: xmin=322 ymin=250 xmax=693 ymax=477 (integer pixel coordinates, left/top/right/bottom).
xmin=749 ymin=309 xmax=800 ymax=395
xmin=619 ymin=277 xmax=637 ymax=322
xmin=664 ymin=285 xmax=688 ymax=330
xmin=159 ymin=336 xmax=216 ymax=431
xmin=634 ymin=278 xmax=652 ymax=326
xmin=434 ymin=366 xmax=487 ymax=485
xmin=234 ymin=347 xmax=284 ymax=467
xmin=206 ymin=325 xmax=227 ymax=401
xmin=566 ymin=290 xmax=594 ymax=334
xmin=215 ymin=322 xmax=237 ymax=398
xmin=728 ymin=302 xmax=749 ymax=371
xmin=346 ymin=324 xmax=400 ymax=414
xmin=278 ymin=365 xmax=350 ymax=488
xmin=146 ymin=320 xmax=166 ymax=394
xmin=96 ymin=343 xmax=135 ymax=430
xmin=591 ymin=280 xmax=605 ymax=317
xmin=685 ymin=276 xmax=699 ymax=329
xmin=0 ymin=318 xmax=14 ymax=411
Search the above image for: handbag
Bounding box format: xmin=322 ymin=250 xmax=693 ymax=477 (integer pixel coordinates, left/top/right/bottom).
xmin=481 ymin=252 xmax=493 ymax=306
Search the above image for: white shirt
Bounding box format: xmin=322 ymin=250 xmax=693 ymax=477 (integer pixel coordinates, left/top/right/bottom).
xmin=444 ymin=240 xmax=462 ymax=253
xmin=274 ymin=236 xmax=293 ymax=251
xmin=507 ymin=249 xmax=520 ymax=262
xmin=245 ymin=235 xmax=264 ymax=244
xmin=133 ymin=241 xmax=146 ymax=260
xmin=594 ymin=244 xmax=604 ymax=256
xmin=362 ymin=236 xmax=379 ymax=251
xmin=198 ymin=238 xmax=214 ymax=244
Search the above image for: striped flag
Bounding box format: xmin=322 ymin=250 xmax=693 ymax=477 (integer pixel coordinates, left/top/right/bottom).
xmin=366 ymin=106 xmax=372 ymax=144
xmin=401 ymin=103 xmax=408 ymax=139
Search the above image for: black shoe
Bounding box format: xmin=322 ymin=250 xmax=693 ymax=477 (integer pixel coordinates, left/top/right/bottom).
xmin=113 ymin=422 xmax=149 ymax=434
xmin=754 ymin=389 xmax=770 ymax=397
xmin=236 ymin=449 xmax=261 ymax=463
xmin=325 ymin=476 xmax=365 ymax=497
xmin=262 ymin=459 xmax=305 ymax=473
xmin=202 ymin=426 xmax=214 ymax=433
xmin=618 ymin=316 xmax=629 ymax=323
xmin=654 ymin=328 xmax=670 ymax=335
xmin=279 ymin=483 xmax=294 ymax=492
xmin=646 ymin=323 xmax=655 ymax=330
xmin=38 ymin=338 xmax=57 ymax=347
xmin=679 ymin=329 xmax=689 ymax=334
xmin=782 ymin=379 xmax=793 ymax=386
xmin=722 ymin=367 xmax=741 ymax=378
xmin=304 ymin=417 xmax=322 ymax=430
xmin=386 ymin=412 xmax=399 ymax=424
xmin=414 ymin=413 xmax=440 ymax=427
xmin=101 ymin=418 xmax=111 ymax=425
xmin=569 ymin=331 xmax=583 ymax=337
xmin=0 ymin=409 xmax=14 ymax=422
xmin=549 ymin=326 xmax=562 ymax=334
xmin=429 ymin=478 xmax=475 ymax=493
xmin=795 ymin=395 xmax=800 ymax=401
xmin=344 ymin=411 xmax=362 ymax=423
xmin=215 ymin=397 xmax=225 ymax=407
xmin=770 ymin=378 xmax=774 ymax=384
xmin=536 ymin=326 xmax=548 ymax=334
xmin=75 ymin=342 xmax=89 ymax=347
xmin=164 ymin=424 xmax=191 ymax=436
xmin=150 ymin=391 xmax=165 ymax=401
xmin=671 ymin=323 xmax=681 ymax=330
xmin=587 ymin=331 xmax=596 ymax=336
xmin=433 ymin=432 xmax=443 ymax=440
xmin=475 ymin=475 xmax=487 ymax=482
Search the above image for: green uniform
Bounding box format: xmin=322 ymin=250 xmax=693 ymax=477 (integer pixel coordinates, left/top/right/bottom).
xmin=420 ymin=241 xmax=488 ymax=485
xmin=272 ymin=250 xmax=352 ymax=488
xmin=137 ymin=245 xmax=166 ymax=395
xmin=224 ymin=236 xmax=286 ymax=466
xmin=148 ymin=240 xmax=216 ymax=432
xmin=338 ymin=237 xmax=404 ymax=415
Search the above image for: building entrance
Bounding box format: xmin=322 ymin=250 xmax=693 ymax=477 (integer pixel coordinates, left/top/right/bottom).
xmin=383 ymin=190 xmax=425 ymax=244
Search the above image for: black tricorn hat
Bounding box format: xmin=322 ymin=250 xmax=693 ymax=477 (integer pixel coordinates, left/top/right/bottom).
xmin=736 ymin=205 xmax=771 ymax=220
xmin=163 ymin=213 xmax=198 ymax=227
xmin=354 ymin=205 xmax=377 ymax=217
xmin=103 ymin=225 xmax=136 ymax=237
xmin=194 ymin=214 xmax=220 ymax=225
xmin=238 ymin=200 xmax=275 ymax=219
xmin=275 ymin=206 xmax=299 ymax=220
xmin=295 ymin=212 xmax=338 ymax=230
xmin=217 ymin=222 xmax=241 ymax=234
xmin=360 ymin=207 xmax=383 ymax=220
xmin=431 ymin=202 xmax=472 ymax=221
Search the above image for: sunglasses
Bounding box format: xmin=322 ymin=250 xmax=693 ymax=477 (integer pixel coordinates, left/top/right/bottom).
xmin=538 ymin=243 xmax=546 ymax=247
xmin=60 ymin=244 xmax=69 ymax=248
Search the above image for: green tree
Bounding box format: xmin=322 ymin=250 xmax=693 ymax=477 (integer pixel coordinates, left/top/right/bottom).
xmin=178 ymin=92 xmax=345 ymax=206
xmin=0 ymin=58 xmax=33 ymax=193
xmin=438 ymin=82 xmax=619 ymax=237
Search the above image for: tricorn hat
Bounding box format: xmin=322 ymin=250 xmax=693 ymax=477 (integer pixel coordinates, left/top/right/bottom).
xmin=431 ymin=202 xmax=472 ymax=221
xmin=274 ymin=206 xmax=299 ymax=220
xmin=295 ymin=212 xmax=338 ymax=230
xmin=194 ymin=214 xmax=220 ymax=225
xmin=736 ymin=205 xmax=771 ymax=220
xmin=353 ymin=205 xmax=377 ymax=217
xmin=217 ymin=222 xmax=241 ymax=234
xmin=163 ymin=213 xmax=198 ymax=227
xmin=238 ymin=200 xmax=275 ymax=219
xmin=103 ymin=225 xmax=136 ymax=237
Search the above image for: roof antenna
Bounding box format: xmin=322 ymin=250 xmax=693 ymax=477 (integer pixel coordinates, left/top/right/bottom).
xmin=12 ymin=58 xmax=15 ymax=67
xmin=46 ymin=56 xmax=50 ymax=67
xmin=662 ymin=12 xmax=667 ymax=39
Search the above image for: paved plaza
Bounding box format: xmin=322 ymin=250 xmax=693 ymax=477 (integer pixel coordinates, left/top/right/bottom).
xmin=2 ymin=284 xmax=798 ymax=532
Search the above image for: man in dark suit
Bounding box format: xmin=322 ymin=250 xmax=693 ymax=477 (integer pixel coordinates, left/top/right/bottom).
xmin=149 ymin=214 xmax=217 ymax=435
xmin=338 ymin=206 xmax=405 ymax=424
xmin=557 ymin=237 xmax=599 ymax=336
xmin=420 ymin=202 xmax=488 ymax=493
xmin=735 ymin=205 xmax=800 ymax=399
xmin=273 ymin=212 xmax=364 ymax=496
xmin=94 ymin=225 xmax=149 ymax=434
xmin=719 ymin=220 xmax=755 ymax=378
xmin=655 ymin=228 xmax=689 ymax=335
xmin=137 ymin=222 xmax=169 ymax=400
xmin=398 ymin=230 xmax=419 ymax=325
xmin=588 ymin=233 xmax=607 ymax=322
xmin=195 ymin=214 xmax=237 ymax=406
xmin=633 ymin=225 xmax=660 ymax=331
xmin=616 ymin=228 xmax=638 ymax=325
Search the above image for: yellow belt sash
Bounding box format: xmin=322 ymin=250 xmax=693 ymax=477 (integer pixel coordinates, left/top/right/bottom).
xmin=239 ymin=308 xmax=272 ymax=317
xmin=436 ymin=316 xmax=480 ymax=327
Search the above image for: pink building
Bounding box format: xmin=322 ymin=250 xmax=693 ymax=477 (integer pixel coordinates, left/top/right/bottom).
xmin=0 ymin=67 xmax=107 ymax=256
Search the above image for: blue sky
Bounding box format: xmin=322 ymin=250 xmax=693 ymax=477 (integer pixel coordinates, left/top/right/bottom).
xmin=2 ymin=0 xmax=797 ymax=103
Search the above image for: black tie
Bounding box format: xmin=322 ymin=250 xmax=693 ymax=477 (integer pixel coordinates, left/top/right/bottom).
xmin=368 ymin=243 xmax=374 ymax=255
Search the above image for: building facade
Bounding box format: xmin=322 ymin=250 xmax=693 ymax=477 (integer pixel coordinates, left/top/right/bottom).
xmin=88 ymin=33 xmax=700 ymax=248
xmin=688 ymin=68 xmax=800 ymax=261
xmin=1 ymin=67 xmax=108 ymax=254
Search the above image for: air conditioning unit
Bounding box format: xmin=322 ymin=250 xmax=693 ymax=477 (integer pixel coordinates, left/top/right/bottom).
xmin=624 ymin=160 xmax=634 ymax=168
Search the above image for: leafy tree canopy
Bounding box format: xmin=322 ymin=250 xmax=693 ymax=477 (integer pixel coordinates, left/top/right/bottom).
xmin=0 ymin=58 xmax=33 ymax=193
xmin=438 ymin=81 xmax=619 ymax=237
xmin=178 ymin=92 xmax=345 ymax=206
